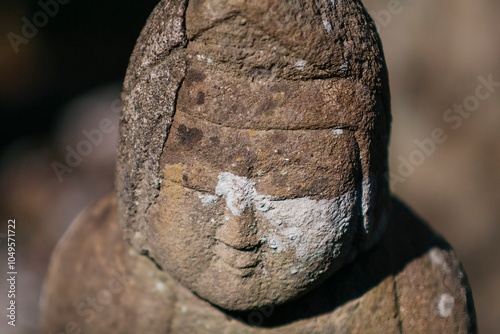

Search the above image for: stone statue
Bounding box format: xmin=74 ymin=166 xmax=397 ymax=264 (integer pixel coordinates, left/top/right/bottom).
xmin=40 ymin=0 xmax=477 ymax=333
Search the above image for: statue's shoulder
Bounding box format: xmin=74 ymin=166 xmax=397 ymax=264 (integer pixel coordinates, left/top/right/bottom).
xmin=40 ymin=192 xmax=177 ymax=333
xmin=376 ymin=197 xmax=477 ymax=333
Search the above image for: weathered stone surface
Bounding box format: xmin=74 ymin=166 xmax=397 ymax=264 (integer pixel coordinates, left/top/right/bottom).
xmin=117 ymin=0 xmax=188 ymax=252
xmin=40 ymin=194 xmax=476 ymax=333
xmin=41 ymin=0 xmax=476 ymax=332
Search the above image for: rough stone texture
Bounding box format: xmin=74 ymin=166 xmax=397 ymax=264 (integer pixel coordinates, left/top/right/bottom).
xmin=117 ymin=0 xmax=188 ymax=252
xmin=41 ymin=0 xmax=476 ymax=332
xmin=40 ymin=194 xmax=476 ymax=333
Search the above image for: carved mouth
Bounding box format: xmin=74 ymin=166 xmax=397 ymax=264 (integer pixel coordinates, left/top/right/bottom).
xmin=214 ymin=242 xmax=259 ymax=273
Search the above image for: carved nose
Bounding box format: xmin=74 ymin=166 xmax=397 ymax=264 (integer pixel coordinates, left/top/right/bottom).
xmin=215 ymin=210 xmax=259 ymax=250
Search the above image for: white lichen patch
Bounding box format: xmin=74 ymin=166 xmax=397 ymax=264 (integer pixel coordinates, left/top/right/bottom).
xmin=340 ymin=62 xmax=349 ymax=73
xmin=212 ymin=172 xmax=359 ymax=264
xmin=429 ymin=248 xmax=450 ymax=272
xmin=198 ymin=193 xmax=219 ymax=206
xmin=429 ymin=248 xmax=444 ymax=265
xmin=285 ymin=227 xmax=299 ymax=241
xmin=332 ymin=128 xmax=344 ymax=137
xmin=155 ymin=281 xmax=166 ymax=292
xmin=254 ymin=195 xmax=273 ymax=212
xmin=322 ymin=19 xmax=333 ymax=33
xmin=256 ymin=192 xmax=357 ymax=262
xmin=268 ymin=238 xmax=281 ymax=251
xmin=294 ymin=60 xmax=308 ymax=71
xmin=215 ymin=172 xmax=256 ymax=216
xmin=438 ymin=293 xmax=455 ymax=318
xmin=195 ymin=54 xmax=213 ymax=64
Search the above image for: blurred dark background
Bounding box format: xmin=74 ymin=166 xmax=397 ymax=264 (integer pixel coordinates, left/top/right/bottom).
xmin=0 ymin=0 xmax=499 ymax=333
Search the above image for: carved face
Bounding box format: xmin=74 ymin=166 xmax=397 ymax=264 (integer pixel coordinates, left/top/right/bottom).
xmin=143 ymin=63 xmax=381 ymax=311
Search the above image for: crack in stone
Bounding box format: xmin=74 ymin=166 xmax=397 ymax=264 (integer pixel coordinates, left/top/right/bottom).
xmin=392 ymin=276 xmax=404 ymax=334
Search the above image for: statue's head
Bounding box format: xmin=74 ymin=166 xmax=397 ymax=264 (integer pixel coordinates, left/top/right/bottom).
xmin=117 ymin=0 xmax=391 ymax=311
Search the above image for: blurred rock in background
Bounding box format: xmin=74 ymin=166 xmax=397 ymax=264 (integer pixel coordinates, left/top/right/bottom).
xmin=0 ymin=84 xmax=120 ymax=333
xmin=0 ymin=0 xmax=498 ymax=333
xmin=0 ymin=1 xmax=157 ymax=332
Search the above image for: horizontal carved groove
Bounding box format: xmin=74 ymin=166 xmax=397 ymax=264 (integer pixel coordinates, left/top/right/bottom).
xmin=179 ymin=111 xmax=358 ymax=132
